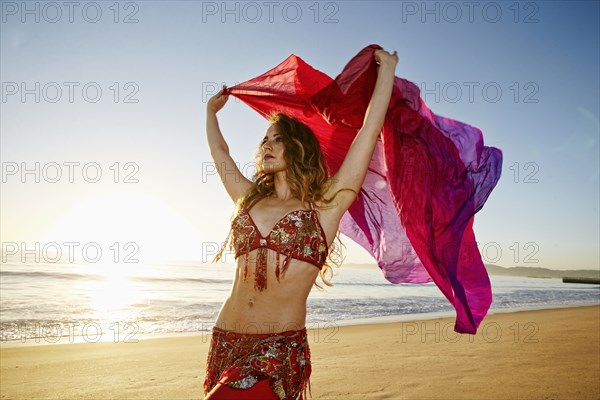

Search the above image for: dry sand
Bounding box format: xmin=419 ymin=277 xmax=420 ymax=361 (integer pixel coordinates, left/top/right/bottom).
xmin=1 ymin=305 xmax=598 ymax=399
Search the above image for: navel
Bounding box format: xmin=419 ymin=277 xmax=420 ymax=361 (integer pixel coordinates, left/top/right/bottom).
xmin=247 ymin=297 xmax=255 ymax=308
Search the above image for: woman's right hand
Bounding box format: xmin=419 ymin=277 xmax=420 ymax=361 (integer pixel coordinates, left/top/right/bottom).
xmin=207 ymin=85 xmax=229 ymax=113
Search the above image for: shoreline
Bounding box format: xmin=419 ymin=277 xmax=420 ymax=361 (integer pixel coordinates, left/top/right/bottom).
xmin=1 ymin=302 xmax=597 ymax=349
xmin=1 ymin=304 xmax=598 ymax=399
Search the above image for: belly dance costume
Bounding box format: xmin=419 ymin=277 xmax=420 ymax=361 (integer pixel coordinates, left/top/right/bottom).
xmin=204 ymin=195 xmax=328 ymax=400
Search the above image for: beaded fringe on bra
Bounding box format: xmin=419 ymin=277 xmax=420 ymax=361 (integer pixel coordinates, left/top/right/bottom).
xmin=214 ymin=228 xmax=296 ymax=292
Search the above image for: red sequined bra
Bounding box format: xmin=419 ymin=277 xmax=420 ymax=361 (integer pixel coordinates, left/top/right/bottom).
xmin=216 ymin=195 xmax=329 ymax=291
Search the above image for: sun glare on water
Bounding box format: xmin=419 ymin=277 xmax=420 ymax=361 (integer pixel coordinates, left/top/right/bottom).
xmin=79 ymin=261 xmax=144 ymax=322
xmin=37 ymin=190 xmax=204 ymax=319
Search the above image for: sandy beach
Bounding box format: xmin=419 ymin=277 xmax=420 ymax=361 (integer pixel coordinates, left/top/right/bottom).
xmin=1 ymin=305 xmax=598 ymax=400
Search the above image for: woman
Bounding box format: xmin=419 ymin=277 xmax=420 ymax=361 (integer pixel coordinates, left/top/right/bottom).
xmin=203 ymin=48 xmax=398 ymax=400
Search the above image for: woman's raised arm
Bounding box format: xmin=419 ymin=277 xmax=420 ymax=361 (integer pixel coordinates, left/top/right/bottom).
xmin=206 ymin=85 xmax=254 ymax=202
xmin=324 ymin=49 xmax=399 ymax=213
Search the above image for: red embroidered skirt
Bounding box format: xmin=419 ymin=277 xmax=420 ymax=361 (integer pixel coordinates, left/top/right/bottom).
xmin=203 ymin=326 xmax=312 ymax=400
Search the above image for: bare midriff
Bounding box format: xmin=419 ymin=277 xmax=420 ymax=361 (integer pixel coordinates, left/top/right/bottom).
xmin=214 ymin=248 xmax=320 ymax=334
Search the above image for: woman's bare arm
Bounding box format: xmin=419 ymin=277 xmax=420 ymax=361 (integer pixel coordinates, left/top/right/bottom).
xmin=206 ymin=85 xmax=254 ymax=202
xmin=324 ymin=49 xmax=399 ymax=214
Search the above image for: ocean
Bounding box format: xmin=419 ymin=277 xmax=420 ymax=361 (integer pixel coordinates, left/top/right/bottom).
xmin=1 ymin=258 xmax=598 ymax=346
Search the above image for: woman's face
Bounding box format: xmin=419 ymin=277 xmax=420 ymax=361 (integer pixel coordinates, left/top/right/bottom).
xmin=260 ymin=124 xmax=288 ymax=173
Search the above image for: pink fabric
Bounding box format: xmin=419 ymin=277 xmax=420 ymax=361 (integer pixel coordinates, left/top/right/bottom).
xmin=224 ymin=44 xmax=503 ymax=334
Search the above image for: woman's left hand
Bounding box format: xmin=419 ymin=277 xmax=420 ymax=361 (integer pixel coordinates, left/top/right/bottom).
xmin=374 ymin=49 xmax=398 ymax=66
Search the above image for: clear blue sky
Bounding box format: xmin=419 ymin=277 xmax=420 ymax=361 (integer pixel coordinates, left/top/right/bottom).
xmin=1 ymin=1 xmax=598 ymax=270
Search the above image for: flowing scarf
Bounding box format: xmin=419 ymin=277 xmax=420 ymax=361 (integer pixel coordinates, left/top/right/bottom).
xmin=223 ymin=44 xmax=503 ymax=334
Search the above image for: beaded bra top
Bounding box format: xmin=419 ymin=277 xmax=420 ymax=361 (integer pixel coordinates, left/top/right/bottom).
xmin=217 ymin=195 xmax=329 ymax=292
